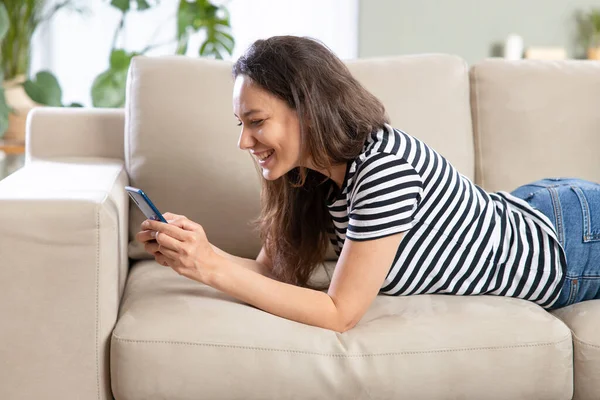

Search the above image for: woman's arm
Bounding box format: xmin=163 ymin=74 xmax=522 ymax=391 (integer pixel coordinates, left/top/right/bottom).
xmin=207 ymin=254 xmax=343 ymax=332
xmin=211 ymin=243 xmax=274 ymax=279
xmin=143 ymin=216 xmax=403 ymax=333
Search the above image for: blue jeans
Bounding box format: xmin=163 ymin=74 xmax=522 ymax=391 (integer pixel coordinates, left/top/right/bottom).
xmin=510 ymin=178 xmax=600 ymax=310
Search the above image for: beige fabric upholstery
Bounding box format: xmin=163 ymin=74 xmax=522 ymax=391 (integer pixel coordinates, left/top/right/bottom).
xmin=0 ymin=157 xmax=129 ymax=400
xmin=26 ymin=107 xmax=125 ymax=163
xmin=125 ymin=56 xmax=263 ymax=261
xmin=472 ymin=59 xmax=600 ymax=400
xmin=5 ymin=54 xmax=600 ymax=399
xmin=345 ymin=55 xmax=474 ymax=180
xmin=552 ymin=301 xmax=600 ymax=400
xmin=112 ymin=261 xmax=572 ymax=400
xmin=470 ymin=59 xmax=600 ymax=192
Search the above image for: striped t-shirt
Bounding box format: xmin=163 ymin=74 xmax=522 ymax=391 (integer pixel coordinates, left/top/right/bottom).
xmin=326 ymin=123 xmax=567 ymax=309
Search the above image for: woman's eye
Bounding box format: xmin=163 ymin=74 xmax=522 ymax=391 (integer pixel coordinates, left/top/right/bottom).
xmin=237 ymin=119 xmax=264 ymax=127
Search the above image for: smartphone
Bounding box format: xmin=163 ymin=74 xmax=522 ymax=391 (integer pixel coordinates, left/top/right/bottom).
xmin=125 ymin=186 xmax=168 ymax=223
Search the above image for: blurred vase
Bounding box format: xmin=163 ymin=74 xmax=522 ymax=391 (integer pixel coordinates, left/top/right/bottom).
xmin=504 ymin=34 xmax=524 ymax=60
xmin=588 ymin=47 xmax=600 ymax=60
xmin=2 ymin=75 xmax=40 ymax=142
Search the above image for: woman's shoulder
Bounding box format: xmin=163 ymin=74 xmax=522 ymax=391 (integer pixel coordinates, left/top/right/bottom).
xmin=356 ymin=124 xmax=413 ymax=166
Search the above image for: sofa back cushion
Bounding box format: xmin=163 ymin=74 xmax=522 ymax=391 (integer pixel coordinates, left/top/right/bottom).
xmin=470 ymin=59 xmax=600 ymax=192
xmin=126 ymin=54 xmax=473 ymax=260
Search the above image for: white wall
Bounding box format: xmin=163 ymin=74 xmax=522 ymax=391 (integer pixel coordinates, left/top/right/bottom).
xmin=30 ymin=0 xmax=358 ymax=107
xmin=358 ymin=0 xmax=600 ymax=64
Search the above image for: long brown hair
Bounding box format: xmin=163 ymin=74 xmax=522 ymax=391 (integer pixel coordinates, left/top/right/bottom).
xmin=232 ymin=36 xmax=388 ymax=290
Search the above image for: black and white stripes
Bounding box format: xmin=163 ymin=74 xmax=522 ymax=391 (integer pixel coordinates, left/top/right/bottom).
xmin=326 ymin=124 xmax=566 ymax=309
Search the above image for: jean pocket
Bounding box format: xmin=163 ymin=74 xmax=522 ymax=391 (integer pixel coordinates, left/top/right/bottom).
xmin=571 ymin=185 xmax=600 ymax=243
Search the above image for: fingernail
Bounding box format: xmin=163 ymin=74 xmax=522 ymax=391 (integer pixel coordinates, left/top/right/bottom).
xmin=151 ymin=231 xmax=157 ymax=238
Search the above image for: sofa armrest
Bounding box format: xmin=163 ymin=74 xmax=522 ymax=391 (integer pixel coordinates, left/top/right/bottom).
xmin=26 ymin=107 xmax=125 ymax=163
xmin=0 ymin=159 xmax=129 ymax=400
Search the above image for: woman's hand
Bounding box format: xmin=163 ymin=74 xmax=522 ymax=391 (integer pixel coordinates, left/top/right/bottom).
xmin=135 ymin=212 xmax=175 ymax=266
xmin=138 ymin=212 xmax=219 ymax=284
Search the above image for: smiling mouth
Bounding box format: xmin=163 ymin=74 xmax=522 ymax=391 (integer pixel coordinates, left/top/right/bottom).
xmin=256 ymin=149 xmax=274 ymax=161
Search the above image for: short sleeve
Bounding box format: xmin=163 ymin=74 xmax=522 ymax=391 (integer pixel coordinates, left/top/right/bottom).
xmin=346 ymin=152 xmax=423 ymax=241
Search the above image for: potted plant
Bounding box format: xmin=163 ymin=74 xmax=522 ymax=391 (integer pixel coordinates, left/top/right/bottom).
xmin=576 ymin=8 xmax=600 ymax=60
xmin=0 ymin=1 xmax=86 ymax=141
xmin=0 ymin=0 xmax=234 ymax=139
xmin=90 ymin=0 xmax=234 ymax=108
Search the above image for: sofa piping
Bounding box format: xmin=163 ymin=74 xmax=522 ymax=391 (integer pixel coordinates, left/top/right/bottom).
xmin=111 ymin=332 xmax=572 ymax=357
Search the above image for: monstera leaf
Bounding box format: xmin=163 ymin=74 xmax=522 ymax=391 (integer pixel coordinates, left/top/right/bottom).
xmin=176 ymin=0 xmax=234 ymax=59
xmin=91 ymin=49 xmax=139 ymax=108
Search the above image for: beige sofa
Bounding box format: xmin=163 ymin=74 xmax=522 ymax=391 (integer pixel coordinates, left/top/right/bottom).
xmin=1 ymin=54 xmax=599 ymax=400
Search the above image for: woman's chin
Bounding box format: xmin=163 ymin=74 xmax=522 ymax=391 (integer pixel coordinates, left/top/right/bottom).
xmin=262 ymin=169 xmax=281 ymax=181
xmin=261 ymin=163 xmax=289 ymax=181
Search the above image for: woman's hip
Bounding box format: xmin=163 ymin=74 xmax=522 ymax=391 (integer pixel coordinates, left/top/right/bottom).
xmin=510 ymin=177 xmax=600 ymax=308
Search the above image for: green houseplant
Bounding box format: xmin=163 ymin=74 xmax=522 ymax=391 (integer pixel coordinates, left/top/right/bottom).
xmin=0 ymin=0 xmax=85 ymax=140
xmin=576 ymin=8 xmax=600 ymax=60
xmin=0 ymin=0 xmax=234 ymax=138
xmin=90 ymin=0 xmax=234 ymax=108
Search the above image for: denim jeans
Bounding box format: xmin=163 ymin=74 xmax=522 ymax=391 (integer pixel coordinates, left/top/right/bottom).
xmin=510 ymin=178 xmax=600 ymax=310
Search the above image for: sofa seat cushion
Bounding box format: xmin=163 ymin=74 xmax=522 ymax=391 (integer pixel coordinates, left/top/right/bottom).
xmin=552 ymin=300 xmax=600 ymax=400
xmin=111 ymin=261 xmax=573 ymax=400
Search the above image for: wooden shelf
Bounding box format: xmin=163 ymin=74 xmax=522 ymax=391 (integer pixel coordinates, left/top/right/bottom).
xmin=0 ymin=139 xmax=25 ymax=155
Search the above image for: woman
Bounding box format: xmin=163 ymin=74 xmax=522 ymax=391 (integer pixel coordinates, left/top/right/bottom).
xmin=137 ymin=36 xmax=600 ymax=333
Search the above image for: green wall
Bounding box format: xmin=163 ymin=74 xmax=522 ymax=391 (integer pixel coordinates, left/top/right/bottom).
xmin=359 ymin=0 xmax=600 ymax=65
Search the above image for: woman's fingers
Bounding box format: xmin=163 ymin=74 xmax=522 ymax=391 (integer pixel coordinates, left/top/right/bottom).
xmin=163 ymin=212 xmax=184 ymax=221
xmin=137 ymin=212 xmax=187 ymax=256
xmin=144 ymin=239 xmax=160 ymax=254
xmin=137 ymin=215 xmax=179 ymax=244
xmin=135 ymin=229 xmax=157 ymax=244
xmin=155 ymin=253 xmax=173 ymax=267
xmin=168 ymin=217 xmax=201 ymax=232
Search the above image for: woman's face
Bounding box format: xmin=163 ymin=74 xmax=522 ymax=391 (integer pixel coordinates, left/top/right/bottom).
xmin=233 ymin=75 xmax=303 ymax=181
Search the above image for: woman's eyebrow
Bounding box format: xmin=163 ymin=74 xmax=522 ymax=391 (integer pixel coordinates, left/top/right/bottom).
xmin=234 ymin=109 xmax=262 ymax=118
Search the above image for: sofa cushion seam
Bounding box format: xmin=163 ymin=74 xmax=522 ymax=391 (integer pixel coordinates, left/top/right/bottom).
xmin=97 ymin=165 xmax=126 ymax=400
xmin=473 ymin=65 xmax=485 ymax=188
xmin=460 ymin=57 xmax=474 ymax=180
xmin=573 ymin=334 xmax=600 ymax=349
xmin=126 ymin=57 xmax=134 ymax=185
xmin=111 ymin=333 xmax=571 ymax=357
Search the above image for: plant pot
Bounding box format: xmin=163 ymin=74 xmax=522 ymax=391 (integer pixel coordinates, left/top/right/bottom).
xmin=587 ymin=47 xmax=600 ymax=60
xmin=2 ymin=75 xmax=41 ymax=142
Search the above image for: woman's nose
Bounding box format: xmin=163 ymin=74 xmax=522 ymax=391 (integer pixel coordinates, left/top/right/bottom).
xmin=237 ymin=128 xmax=255 ymax=150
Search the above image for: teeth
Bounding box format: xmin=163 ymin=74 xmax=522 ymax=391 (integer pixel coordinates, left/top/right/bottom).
xmin=258 ymin=150 xmax=274 ymax=161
